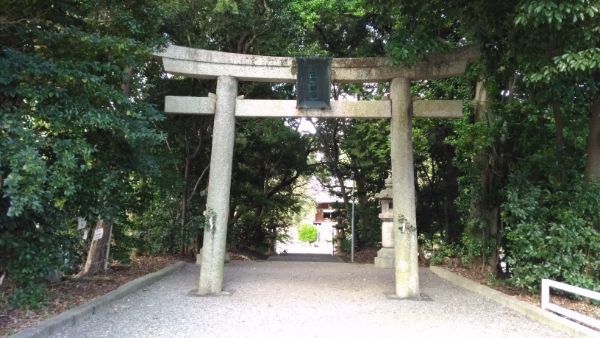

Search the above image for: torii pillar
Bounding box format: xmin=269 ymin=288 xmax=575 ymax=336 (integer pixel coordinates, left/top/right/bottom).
xmin=390 ymin=78 xmax=419 ymax=298
xmin=198 ymin=76 xmax=237 ymax=295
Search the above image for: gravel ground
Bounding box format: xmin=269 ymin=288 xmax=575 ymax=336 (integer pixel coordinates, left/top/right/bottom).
xmin=51 ymin=261 xmax=568 ymax=338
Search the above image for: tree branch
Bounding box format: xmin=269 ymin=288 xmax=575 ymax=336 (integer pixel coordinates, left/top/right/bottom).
xmin=187 ymin=165 xmax=210 ymax=203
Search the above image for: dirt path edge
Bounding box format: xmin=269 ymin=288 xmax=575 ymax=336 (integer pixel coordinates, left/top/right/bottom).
xmin=11 ymin=261 xmax=186 ymax=338
xmin=429 ymin=266 xmax=599 ymax=338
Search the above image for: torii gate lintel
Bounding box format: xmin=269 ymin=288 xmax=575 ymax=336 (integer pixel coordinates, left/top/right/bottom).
xmin=157 ymin=44 xmax=478 ymax=83
xmin=164 ymin=95 xmax=464 ymax=119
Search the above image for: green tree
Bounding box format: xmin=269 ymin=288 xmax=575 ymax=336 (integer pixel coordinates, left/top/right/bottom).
xmin=442 ymin=0 xmax=599 ymax=289
xmin=229 ymin=118 xmax=315 ymax=253
xmin=344 ymin=0 xmax=599 ymax=290
xmin=1 ymin=0 xmax=167 ymax=306
xmin=137 ymin=0 xmax=322 ymax=256
xmin=298 ymin=224 xmax=318 ymax=244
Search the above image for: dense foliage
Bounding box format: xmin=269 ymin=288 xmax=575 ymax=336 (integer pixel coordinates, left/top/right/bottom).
xmin=1 ymin=0 xmax=167 ymax=307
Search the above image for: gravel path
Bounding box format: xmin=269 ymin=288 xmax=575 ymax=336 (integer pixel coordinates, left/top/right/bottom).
xmin=51 ymin=261 xmax=568 ymax=338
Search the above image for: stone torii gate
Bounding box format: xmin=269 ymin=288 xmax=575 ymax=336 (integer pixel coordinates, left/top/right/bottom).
xmin=156 ymin=45 xmax=478 ymax=299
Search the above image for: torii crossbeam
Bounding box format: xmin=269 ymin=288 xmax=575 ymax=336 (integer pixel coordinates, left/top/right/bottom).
xmin=155 ymin=45 xmax=479 ymax=298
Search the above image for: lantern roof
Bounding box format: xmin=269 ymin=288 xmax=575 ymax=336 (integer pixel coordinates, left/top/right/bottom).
xmin=375 ymin=176 xmax=393 ymax=200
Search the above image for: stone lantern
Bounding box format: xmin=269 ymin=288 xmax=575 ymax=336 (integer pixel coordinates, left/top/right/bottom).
xmin=374 ymin=176 xmax=394 ymax=268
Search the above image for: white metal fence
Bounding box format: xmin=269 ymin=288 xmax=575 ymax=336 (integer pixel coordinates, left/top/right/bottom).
xmin=541 ymin=279 xmax=600 ymax=330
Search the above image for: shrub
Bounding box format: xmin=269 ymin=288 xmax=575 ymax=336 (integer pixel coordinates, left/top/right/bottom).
xmin=1 ymin=226 xmax=77 ymax=309
xmin=459 ymin=230 xmax=492 ymax=267
xmin=298 ymin=224 xmax=318 ymax=243
xmin=503 ymin=180 xmax=600 ymax=292
xmin=341 ymin=236 xmax=352 ymax=253
xmin=418 ymin=231 xmax=456 ymax=265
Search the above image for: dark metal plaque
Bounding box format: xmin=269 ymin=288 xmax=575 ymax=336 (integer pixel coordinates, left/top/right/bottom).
xmin=296 ymin=57 xmax=331 ymax=109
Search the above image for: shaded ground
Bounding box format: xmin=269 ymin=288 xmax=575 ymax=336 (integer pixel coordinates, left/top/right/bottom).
xmin=339 ymin=247 xmax=379 ymax=263
xmin=268 ymin=253 xmax=341 ymax=262
xmin=0 ymin=256 xmax=177 ymax=337
xmin=50 ymin=261 xmax=568 ymax=338
xmin=228 ymin=248 xmax=269 ymax=261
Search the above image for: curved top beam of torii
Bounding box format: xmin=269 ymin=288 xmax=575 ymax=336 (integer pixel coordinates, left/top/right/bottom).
xmin=155 ymin=44 xmax=479 ymax=83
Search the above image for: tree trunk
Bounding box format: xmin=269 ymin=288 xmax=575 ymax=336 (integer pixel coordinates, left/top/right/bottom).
xmin=469 ymin=81 xmax=490 ymax=229
xmin=181 ymin=156 xmax=190 ymax=254
xmin=585 ymin=93 xmax=600 ymax=182
xmin=266 ymin=226 xmax=277 ymax=255
xmin=180 ymin=129 xmax=205 ymax=255
xmin=552 ymin=100 xmax=565 ymax=148
xmin=77 ymin=66 xmax=131 ymax=277
xmin=356 ymin=182 xmax=369 ymax=246
xmin=78 ymin=219 xmax=112 ymax=277
xmin=354 ymin=170 xmax=376 ymax=246
xmin=334 ymin=172 xmax=350 ymax=256
xmin=470 ymin=81 xmax=501 ymax=272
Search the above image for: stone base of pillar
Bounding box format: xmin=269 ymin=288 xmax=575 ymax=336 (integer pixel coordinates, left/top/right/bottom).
xmin=374 ymin=247 xmax=394 ymax=268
